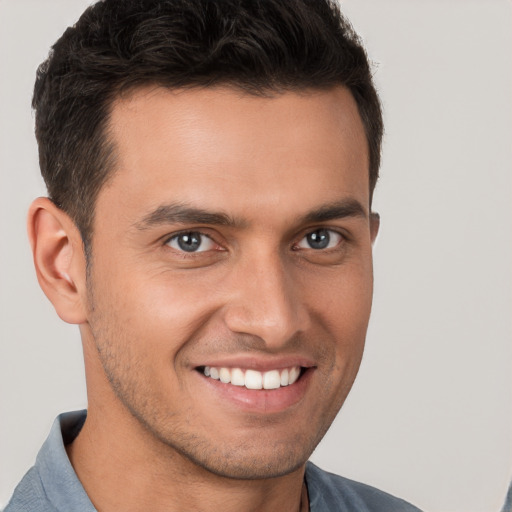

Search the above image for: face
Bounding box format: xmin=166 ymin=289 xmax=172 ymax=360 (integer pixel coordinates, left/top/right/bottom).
xmin=81 ymin=86 xmax=377 ymax=479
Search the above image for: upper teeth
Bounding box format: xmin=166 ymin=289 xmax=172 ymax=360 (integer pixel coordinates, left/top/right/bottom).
xmin=203 ymin=366 xmax=301 ymax=390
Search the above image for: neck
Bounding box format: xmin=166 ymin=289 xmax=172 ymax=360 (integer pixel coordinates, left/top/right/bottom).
xmin=67 ymin=404 xmax=308 ymax=512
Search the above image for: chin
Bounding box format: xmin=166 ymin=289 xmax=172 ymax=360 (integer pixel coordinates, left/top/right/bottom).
xmin=184 ymin=448 xmax=309 ymax=481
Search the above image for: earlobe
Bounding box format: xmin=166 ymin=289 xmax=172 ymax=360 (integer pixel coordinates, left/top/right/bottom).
xmin=28 ymin=197 xmax=88 ymax=324
xmin=370 ymin=212 xmax=380 ymax=244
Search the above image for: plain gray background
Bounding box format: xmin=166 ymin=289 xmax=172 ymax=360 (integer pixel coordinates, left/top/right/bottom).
xmin=1 ymin=1 xmax=511 ymax=510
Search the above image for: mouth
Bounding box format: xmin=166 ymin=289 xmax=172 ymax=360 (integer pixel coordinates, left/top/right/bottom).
xmin=194 ymin=361 xmax=315 ymax=413
xmin=196 ymin=365 xmax=306 ymax=390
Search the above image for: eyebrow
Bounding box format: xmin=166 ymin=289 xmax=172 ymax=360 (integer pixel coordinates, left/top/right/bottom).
xmin=134 ymin=203 xmax=246 ymax=230
xmin=299 ymin=199 xmax=368 ymax=224
xmin=133 ymin=198 xmax=367 ymax=231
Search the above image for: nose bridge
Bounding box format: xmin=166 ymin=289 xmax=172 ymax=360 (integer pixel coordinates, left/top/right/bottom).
xmin=223 ymin=248 xmax=307 ymax=347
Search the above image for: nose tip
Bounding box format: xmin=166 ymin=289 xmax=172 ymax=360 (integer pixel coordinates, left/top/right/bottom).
xmin=222 ymin=256 xmax=309 ymax=348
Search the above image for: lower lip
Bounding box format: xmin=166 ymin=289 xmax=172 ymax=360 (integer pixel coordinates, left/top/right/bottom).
xmin=196 ymin=369 xmax=314 ymax=414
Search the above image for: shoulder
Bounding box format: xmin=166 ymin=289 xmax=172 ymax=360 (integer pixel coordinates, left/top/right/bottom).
xmin=306 ymin=462 xmax=423 ymax=512
xmin=4 ymin=467 xmax=58 ymax=512
xmin=4 ymin=411 xmax=91 ymax=512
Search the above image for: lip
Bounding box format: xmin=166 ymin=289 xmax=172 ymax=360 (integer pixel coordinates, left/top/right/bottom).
xmin=194 ymin=365 xmax=315 ymax=414
xmin=190 ymin=355 xmax=316 ymax=372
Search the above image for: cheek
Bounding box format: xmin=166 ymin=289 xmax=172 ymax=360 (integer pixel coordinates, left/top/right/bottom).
xmin=306 ymin=254 xmax=374 ymax=327
xmin=89 ymin=262 xmax=225 ymax=361
xmin=307 ymin=258 xmax=373 ymax=369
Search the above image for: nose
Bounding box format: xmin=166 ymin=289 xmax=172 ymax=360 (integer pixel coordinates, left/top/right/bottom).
xmin=222 ymin=250 xmax=310 ymax=349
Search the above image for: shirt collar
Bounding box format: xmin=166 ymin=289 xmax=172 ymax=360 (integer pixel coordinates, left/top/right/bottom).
xmin=36 ymin=410 xmax=96 ymax=511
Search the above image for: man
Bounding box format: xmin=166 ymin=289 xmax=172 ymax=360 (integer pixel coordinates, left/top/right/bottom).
xmin=5 ymin=0 xmax=421 ymax=510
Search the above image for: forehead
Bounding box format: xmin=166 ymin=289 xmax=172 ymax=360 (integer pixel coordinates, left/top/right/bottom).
xmin=99 ymin=85 xmax=370 ymax=227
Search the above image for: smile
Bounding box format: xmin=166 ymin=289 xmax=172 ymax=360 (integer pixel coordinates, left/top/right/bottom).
xmin=200 ymin=366 xmax=302 ymax=390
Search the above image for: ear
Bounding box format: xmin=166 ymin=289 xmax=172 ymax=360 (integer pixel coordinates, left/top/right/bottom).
xmin=370 ymin=211 xmax=380 ymax=244
xmin=28 ymin=197 xmax=88 ymax=324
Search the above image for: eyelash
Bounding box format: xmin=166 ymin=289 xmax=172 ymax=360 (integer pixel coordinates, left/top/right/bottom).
xmin=163 ymin=228 xmax=346 ymax=255
xmin=293 ymin=228 xmax=344 ymax=252
xmin=164 ymin=231 xmax=220 ymax=256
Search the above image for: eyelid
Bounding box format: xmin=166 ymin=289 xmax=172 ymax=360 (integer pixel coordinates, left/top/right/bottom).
xmin=164 ymin=229 xmax=224 ymax=253
xmin=294 ymin=228 xmax=345 ymax=250
xmin=161 ymin=226 xmax=347 ymax=253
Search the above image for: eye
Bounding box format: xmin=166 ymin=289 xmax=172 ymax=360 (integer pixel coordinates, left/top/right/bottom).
xmin=296 ymin=228 xmax=343 ymax=250
xmin=166 ymin=231 xmax=216 ymax=253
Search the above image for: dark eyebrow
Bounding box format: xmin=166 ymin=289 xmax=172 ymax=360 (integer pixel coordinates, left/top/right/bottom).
xmin=300 ymin=199 xmax=368 ymax=224
xmin=133 ymin=203 xmax=246 ymax=230
xmin=133 ymin=198 xmax=367 ymax=232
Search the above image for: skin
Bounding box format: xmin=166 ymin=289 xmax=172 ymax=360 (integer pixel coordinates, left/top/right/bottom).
xmin=29 ymin=85 xmax=379 ymax=512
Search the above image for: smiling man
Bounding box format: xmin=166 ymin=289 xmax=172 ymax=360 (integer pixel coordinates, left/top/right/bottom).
xmin=6 ymin=1 xmax=422 ymax=511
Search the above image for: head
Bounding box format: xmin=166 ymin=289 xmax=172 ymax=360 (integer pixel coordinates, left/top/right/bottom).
xmin=29 ymin=0 xmax=383 ymax=481
xmin=33 ymin=0 xmax=382 ymax=252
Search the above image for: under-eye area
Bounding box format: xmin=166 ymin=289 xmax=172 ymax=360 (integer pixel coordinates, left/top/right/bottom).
xmin=196 ymin=366 xmax=309 ymax=390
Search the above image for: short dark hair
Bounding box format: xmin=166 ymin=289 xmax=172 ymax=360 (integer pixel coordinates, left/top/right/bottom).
xmin=33 ymin=0 xmax=383 ymax=248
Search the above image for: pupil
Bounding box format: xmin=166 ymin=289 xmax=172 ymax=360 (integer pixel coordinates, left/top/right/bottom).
xmin=307 ymin=229 xmax=330 ymax=249
xmin=177 ymin=232 xmax=201 ymax=252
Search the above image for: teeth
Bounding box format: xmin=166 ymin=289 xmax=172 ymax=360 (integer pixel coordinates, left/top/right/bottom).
xmin=231 ymin=368 xmax=245 ymax=386
xmin=202 ymin=365 xmax=302 ymax=390
xmin=280 ymin=368 xmax=289 ymax=386
xmin=263 ymin=370 xmax=280 ymax=389
xmin=288 ymin=366 xmax=300 ymax=385
xmin=219 ymin=367 xmax=231 ymax=383
xmin=245 ymin=369 xmax=263 ymax=389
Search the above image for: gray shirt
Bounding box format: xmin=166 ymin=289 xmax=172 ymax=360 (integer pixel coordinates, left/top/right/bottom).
xmin=5 ymin=411 xmax=422 ymax=511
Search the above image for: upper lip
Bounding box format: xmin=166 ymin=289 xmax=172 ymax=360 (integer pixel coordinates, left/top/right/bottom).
xmin=192 ymin=355 xmax=316 ymax=372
